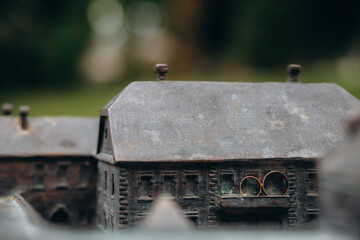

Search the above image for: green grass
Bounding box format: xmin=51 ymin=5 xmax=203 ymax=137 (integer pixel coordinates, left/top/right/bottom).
xmin=1 ymin=63 xmax=360 ymax=116
xmin=0 ymin=81 xmax=130 ymax=116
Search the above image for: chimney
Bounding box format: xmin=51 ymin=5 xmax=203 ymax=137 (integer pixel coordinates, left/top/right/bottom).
xmin=19 ymin=105 xmax=30 ymax=130
xmin=287 ymin=64 xmax=301 ymax=82
xmin=154 ymin=64 xmax=168 ymax=81
xmin=2 ymin=103 xmax=13 ymax=115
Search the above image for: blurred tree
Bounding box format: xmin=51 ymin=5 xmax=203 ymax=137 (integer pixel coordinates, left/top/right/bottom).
xmin=201 ymin=0 xmax=360 ymax=67
xmin=1 ymin=0 xmax=360 ymax=88
xmin=0 ymin=0 xmax=91 ymax=88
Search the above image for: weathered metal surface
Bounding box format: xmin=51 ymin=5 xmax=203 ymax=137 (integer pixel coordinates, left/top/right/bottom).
xmin=19 ymin=105 xmax=30 ymax=130
xmin=0 ymin=157 xmax=92 ymax=193
xmin=98 ymin=160 xmax=319 ymax=230
xmin=0 ymin=117 xmax=99 ymax=157
xmin=154 ymin=64 xmax=168 ymax=81
xmin=219 ymin=195 xmax=291 ymax=208
xmin=287 ymin=64 xmax=301 ymax=82
xmin=1 ymin=103 xmax=13 ymax=115
xmin=22 ymin=190 xmax=97 ymax=226
xmin=0 ymin=115 xmax=99 ymax=224
xmin=99 ymin=81 xmax=360 ymax=162
xmin=0 ymin=156 xmax=98 ymax=225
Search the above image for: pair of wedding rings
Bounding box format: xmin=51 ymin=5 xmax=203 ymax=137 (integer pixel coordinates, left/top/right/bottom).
xmin=239 ymin=171 xmax=289 ymax=196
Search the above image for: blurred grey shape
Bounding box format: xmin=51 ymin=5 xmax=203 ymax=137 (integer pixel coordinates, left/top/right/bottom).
xmin=141 ymin=195 xmax=193 ymax=230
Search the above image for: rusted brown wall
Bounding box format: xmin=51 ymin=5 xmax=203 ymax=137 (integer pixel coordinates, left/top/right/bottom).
xmin=0 ymin=157 xmax=96 ymax=193
xmin=0 ymin=156 xmax=97 ymax=226
xmin=22 ymin=190 xmax=96 ymax=226
xmin=97 ymin=159 xmax=319 ymax=230
xmin=0 ymin=159 xmax=34 ymax=193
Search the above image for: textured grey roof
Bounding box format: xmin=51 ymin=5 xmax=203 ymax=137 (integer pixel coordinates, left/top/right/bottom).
xmin=102 ymin=81 xmax=360 ymax=162
xmin=0 ymin=117 xmax=98 ymax=157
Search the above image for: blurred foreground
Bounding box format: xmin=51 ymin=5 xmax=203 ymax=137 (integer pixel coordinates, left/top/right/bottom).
xmin=0 ymin=195 xmax=354 ymax=240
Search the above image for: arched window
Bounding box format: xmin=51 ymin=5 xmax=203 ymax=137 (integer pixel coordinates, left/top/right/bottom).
xmin=50 ymin=206 xmax=70 ymax=224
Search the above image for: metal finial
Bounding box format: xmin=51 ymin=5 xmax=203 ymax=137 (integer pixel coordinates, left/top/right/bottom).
xmin=2 ymin=103 xmax=13 ymax=115
xmin=19 ymin=105 xmax=30 ymax=130
xmin=154 ymin=64 xmax=168 ymax=81
xmin=287 ymin=64 xmax=301 ymax=82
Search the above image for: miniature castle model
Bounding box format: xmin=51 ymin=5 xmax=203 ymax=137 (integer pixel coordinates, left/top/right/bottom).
xmin=1 ymin=64 xmax=360 ymax=230
xmin=96 ymin=64 xmax=360 ymax=229
xmin=0 ymin=106 xmax=98 ymax=225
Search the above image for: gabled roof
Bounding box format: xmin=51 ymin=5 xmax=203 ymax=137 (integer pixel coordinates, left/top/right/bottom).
xmin=0 ymin=117 xmax=98 ymax=157
xmin=101 ymin=81 xmax=360 ymax=162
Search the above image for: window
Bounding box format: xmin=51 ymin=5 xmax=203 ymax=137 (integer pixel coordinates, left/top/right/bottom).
xmin=184 ymin=174 xmax=199 ymax=198
xmin=49 ymin=206 xmax=70 ymax=224
xmin=137 ymin=171 xmax=154 ymax=201
xmin=111 ymin=172 xmax=115 ymax=196
xmin=246 ymin=170 xmax=260 ymax=178
xmin=184 ymin=211 xmax=199 ymax=225
xmin=306 ymin=209 xmax=320 ymax=228
xmin=161 ymin=171 xmax=177 ymax=197
xmin=306 ymin=170 xmax=319 ymax=196
xmin=103 ymin=209 xmax=107 ymax=229
xmin=97 ymin=117 xmax=112 ymax=154
xmin=163 ymin=175 xmax=176 ymax=196
xmin=137 ymin=212 xmax=148 ymax=223
xmin=221 ymin=174 xmax=233 ymax=194
xmin=56 ymin=163 xmax=69 ymax=189
xmin=140 ymin=176 xmax=152 ymax=197
xmin=33 ymin=163 xmax=45 ymax=190
xmin=307 ymin=213 xmax=319 ymax=222
xmin=104 ymin=170 xmax=108 ymax=191
xmin=79 ymin=162 xmax=90 ymax=189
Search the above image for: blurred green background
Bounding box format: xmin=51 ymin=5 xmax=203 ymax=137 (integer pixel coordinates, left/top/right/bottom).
xmin=1 ymin=0 xmax=360 ymax=116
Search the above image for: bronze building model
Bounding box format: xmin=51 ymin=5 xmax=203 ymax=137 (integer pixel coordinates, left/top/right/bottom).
xmin=96 ymin=74 xmax=360 ymax=230
xmin=0 ymin=107 xmax=98 ymax=225
xmin=1 ymin=64 xmax=360 ymax=231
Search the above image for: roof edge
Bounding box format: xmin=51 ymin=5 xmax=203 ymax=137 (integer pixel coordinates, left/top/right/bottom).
xmin=103 ymin=81 xmax=348 ymax=110
xmin=96 ymin=152 xmax=115 ymax=164
xmin=108 ymin=157 xmax=319 ymax=164
xmin=0 ymin=154 xmax=95 ymax=158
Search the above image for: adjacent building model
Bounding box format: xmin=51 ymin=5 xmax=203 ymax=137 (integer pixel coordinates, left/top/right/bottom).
xmin=96 ymin=73 xmax=360 ymax=230
xmin=0 ymin=106 xmax=98 ymax=225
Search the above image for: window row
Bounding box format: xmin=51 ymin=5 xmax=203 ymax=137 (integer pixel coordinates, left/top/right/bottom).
xmin=33 ymin=162 xmax=91 ymax=190
xmin=137 ymin=171 xmax=200 ymax=199
xmin=102 ymin=170 xmax=201 ymax=199
xmin=138 ymin=174 xmax=199 ymax=198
